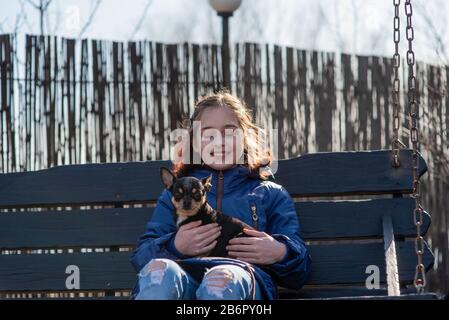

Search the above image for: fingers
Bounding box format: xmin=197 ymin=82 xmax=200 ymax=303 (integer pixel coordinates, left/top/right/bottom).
xmin=198 ymin=224 xmax=221 ymax=240
xmin=228 ymin=250 xmax=259 ymax=259
xmin=179 ymin=220 xmax=202 ymax=231
xmin=226 ymin=244 xmax=254 ymax=252
xmin=195 ymin=222 xmax=219 ymax=235
xmin=228 ymin=237 xmax=257 ymax=245
xmin=198 ymin=227 xmax=221 ymax=247
xmin=226 ymin=243 xmax=259 ymax=260
xmin=196 ymin=239 xmax=218 ymax=256
xmin=243 ymin=228 xmax=266 ymax=237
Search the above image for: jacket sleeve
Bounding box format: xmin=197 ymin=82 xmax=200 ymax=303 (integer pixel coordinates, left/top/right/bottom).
xmin=130 ymin=189 xmax=190 ymax=273
xmin=264 ymin=184 xmax=312 ymax=290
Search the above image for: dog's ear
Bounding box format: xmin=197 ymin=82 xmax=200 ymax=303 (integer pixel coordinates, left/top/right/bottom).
xmin=201 ymin=174 xmax=212 ymax=192
xmin=160 ymin=167 xmax=176 ymax=189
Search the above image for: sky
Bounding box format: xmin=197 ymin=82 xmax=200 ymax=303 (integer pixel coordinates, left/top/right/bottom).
xmin=0 ymin=0 xmax=448 ymax=65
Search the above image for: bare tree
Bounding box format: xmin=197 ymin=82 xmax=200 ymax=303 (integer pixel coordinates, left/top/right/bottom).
xmin=46 ymin=0 xmax=61 ymax=34
xmin=129 ymin=0 xmax=153 ymax=41
xmin=1 ymin=0 xmax=32 ymax=35
xmin=23 ymin=0 xmax=53 ymax=35
xmin=78 ymin=0 xmax=103 ymax=40
xmin=415 ymin=0 xmax=449 ymax=65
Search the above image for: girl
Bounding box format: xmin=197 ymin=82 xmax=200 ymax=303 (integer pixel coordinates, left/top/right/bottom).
xmin=130 ymin=91 xmax=311 ymax=300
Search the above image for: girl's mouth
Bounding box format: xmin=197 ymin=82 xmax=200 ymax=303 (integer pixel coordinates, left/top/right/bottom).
xmin=211 ymin=151 xmax=228 ymax=157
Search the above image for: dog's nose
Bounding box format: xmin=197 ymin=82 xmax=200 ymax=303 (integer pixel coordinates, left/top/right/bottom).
xmin=182 ymin=201 xmax=191 ymax=210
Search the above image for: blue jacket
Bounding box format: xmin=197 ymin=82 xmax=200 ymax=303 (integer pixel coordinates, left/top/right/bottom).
xmin=130 ymin=164 xmax=312 ymax=299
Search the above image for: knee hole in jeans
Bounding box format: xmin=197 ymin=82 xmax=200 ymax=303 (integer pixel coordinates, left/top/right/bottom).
xmin=199 ymin=266 xmax=236 ymax=298
xmin=139 ymin=258 xmax=169 ymax=285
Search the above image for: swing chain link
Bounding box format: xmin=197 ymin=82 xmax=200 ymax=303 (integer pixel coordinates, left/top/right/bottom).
xmin=391 ymin=0 xmax=406 ymax=167
xmin=404 ymin=0 xmax=426 ymax=293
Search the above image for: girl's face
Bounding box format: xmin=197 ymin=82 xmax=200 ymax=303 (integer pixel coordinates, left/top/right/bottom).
xmin=193 ymin=106 xmax=244 ymax=171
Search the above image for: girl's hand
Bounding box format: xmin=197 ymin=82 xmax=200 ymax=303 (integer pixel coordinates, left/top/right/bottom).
xmin=174 ymin=221 xmax=222 ymax=257
xmin=226 ymin=228 xmax=288 ymax=265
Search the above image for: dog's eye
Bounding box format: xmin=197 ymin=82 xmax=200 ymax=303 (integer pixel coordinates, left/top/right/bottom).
xmin=173 ymin=189 xmax=183 ymax=199
xmin=192 ymin=192 xmax=201 ymax=200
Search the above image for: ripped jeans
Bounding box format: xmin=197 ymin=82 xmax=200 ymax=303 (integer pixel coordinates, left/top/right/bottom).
xmin=134 ymin=258 xmax=264 ymax=300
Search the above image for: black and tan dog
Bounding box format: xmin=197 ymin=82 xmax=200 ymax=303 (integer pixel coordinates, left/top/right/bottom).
xmin=160 ymin=167 xmax=254 ymax=258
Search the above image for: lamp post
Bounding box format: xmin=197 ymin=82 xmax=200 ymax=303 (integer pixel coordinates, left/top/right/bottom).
xmin=209 ymin=0 xmax=242 ymax=90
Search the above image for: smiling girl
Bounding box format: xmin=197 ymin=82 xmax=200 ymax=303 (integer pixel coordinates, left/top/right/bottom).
xmin=130 ymin=91 xmax=311 ymax=300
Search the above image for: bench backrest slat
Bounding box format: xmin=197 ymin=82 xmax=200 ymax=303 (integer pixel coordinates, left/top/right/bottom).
xmin=0 ymin=150 xmax=426 ymax=208
xmin=0 ymin=198 xmax=430 ymax=249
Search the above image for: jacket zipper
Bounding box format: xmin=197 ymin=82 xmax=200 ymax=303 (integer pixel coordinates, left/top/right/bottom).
xmin=250 ymin=204 xmax=258 ymax=230
xmin=216 ymin=170 xmax=224 ymax=213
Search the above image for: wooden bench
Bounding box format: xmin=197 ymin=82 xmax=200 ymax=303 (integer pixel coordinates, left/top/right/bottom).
xmin=0 ymin=149 xmax=438 ymax=299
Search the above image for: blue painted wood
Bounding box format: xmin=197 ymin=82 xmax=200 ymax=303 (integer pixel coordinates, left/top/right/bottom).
xmin=295 ymin=198 xmax=430 ymax=239
xmin=0 ymin=198 xmax=430 ymax=249
xmin=0 ymin=149 xmax=427 ymax=208
xmin=274 ymin=149 xmax=427 ymax=197
xmin=0 ymin=208 xmax=152 ymax=249
xmin=0 ymin=148 xmax=435 ymax=299
xmin=0 ymin=241 xmax=433 ymax=291
xmin=0 ymin=160 xmax=172 ymax=208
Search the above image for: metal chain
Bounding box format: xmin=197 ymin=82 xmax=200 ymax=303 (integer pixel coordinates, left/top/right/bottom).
xmin=391 ymin=0 xmax=406 ymax=167
xmin=404 ymin=0 xmax=426 ymax=293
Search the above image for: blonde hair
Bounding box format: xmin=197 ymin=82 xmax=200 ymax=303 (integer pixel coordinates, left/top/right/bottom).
xmin=172 ymin=90 xmax=273 ymax=179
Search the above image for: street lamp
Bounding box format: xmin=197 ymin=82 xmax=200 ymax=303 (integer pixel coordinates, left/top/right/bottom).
xmin=209 ymin=0 xmax=242 ymax=90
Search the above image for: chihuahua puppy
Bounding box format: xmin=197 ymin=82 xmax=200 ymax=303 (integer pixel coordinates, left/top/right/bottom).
xmin=160 ymin=167 xmax=254 ymax=258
